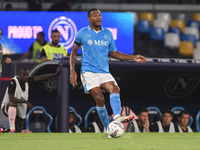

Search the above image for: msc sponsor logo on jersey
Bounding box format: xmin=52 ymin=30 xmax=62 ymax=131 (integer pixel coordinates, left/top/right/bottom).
xmin=48 ymin=16 xmax=77 ymax=50
xmin=164 ymin=73 xmax=200 ymax=98
xmin=87 ymin=40 xmax=108 ymax=46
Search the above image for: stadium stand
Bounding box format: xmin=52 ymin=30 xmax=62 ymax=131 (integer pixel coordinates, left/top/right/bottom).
xmin=156 ymin=12 xmax=172 ymax=26
xmin=170 ymin=20 xmax=186 ymax=33
xmin=184 ymin=27 xmax=199 ymax=40
xmin=140 ymin=12 xmax=155 ymax=25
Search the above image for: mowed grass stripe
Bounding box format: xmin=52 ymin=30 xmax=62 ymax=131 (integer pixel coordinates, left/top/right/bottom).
xmin=0 ymin=133 xmax=200 ymax=150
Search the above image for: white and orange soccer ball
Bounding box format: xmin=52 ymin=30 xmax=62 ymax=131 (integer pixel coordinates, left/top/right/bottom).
xmin=107 ymin=121 xmax=124 ymax=138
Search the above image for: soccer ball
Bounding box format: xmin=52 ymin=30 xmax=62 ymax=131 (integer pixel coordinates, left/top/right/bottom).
xmin=107 ymin=121 xmax=124 ymax=138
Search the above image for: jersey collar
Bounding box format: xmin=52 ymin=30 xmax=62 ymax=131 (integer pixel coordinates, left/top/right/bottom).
xmin=88 ymin=26 xmax=105 ymax=32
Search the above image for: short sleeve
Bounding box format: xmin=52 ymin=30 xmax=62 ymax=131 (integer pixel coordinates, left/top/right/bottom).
xmin=74 ymin=30 xmax=82 ymax=45
xmin=109 ymin=32 xmax=117 ymax=52
xmin=8 ymin=79 xmax=16 ymax=95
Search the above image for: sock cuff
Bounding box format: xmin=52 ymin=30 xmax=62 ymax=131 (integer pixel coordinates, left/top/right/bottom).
xmin=110 ymin=93 xmax=120 ymax=98
xmin=96 ymin=105 xmax=106 ymax=111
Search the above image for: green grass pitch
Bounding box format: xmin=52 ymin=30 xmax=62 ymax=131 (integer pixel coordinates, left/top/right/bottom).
xmin=1 ymin=133 xmax=200 ymax=150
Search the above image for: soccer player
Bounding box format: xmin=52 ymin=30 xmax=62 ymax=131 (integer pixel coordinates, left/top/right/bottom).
xmin=1 ymin=67 xmax=61 ymax=132
xmin=126 ymin=107 xmax=150 ymax=133
xmin=150 ymin=108 xmax=179 ymax=132
xmin=178 ymin=110 xmax=193 ymax=132
xmin=40 ymin=29 xmax=67 ymax=62
xmin=69 ymin=8 xmax=147 ymax=138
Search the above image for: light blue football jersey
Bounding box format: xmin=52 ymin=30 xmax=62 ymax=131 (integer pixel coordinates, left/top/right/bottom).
xmin=75 ymin=26 xmax=117 ymax=74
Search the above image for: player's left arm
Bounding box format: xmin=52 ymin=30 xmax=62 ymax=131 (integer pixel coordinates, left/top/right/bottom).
xmin=33 ymin=66 xmax=61 ymax=81
xmin=110 ymin=51 xmax=147 ymax=63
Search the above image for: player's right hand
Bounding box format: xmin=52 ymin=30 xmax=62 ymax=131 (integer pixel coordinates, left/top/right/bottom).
xmin=70 ymin=71 xmax=77 ymax=86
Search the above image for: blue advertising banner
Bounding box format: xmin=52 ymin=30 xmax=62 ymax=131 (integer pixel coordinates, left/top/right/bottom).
xmin=0 ymin=11 xmax=134 ymax=55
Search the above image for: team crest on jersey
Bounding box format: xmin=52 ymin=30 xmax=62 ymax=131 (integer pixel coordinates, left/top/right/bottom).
xmin=104 ymin=35 xmax=108 ymax=39
xmin=87 ymin=40 xmax=93 ymax=46
xmin=48 ymin=16 xmax=77 ymax=50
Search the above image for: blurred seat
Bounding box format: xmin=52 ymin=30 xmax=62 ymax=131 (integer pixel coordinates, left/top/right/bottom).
xmin=150 ymin=27 xmax=165 ymax=41
xmin=84 ymin=106 xmax=97 ymax=130
xmin=135 ymin=19 xmax=151 ymax=56
xmin=156 ymin=12 xmax=172 ymax=25
xmin=147 ymin=106 xmax=162 ymax=123
xmin=26 ymin=106 xmax=53 ymax=133
xmin=170 ymin=20 xmax=186 ymax=33
xmin=154 ymin=19 xmax=169 ymax=32
xmin=136 ymin=19 xmax=151 ymax=34
xmin=187 ymin=20 xmax=200 ymax=31
xmin=168 ymin=27 xmax=182 ymax=38
xmin=140 ymin=12 xmax=155 ymax=25
xmin=184 ymin=27 xmax=199 ymax=40
xmin=171 ymin=106 xmax=193 ymax=126
xmin=133 ymin=12 xmax=138 ymax=26
xmin=193 ymin=41 xmax=200 ymax=59
xmin=193 ymin=13 xmax=200 ymax=22
xmin=181 ymin=34 xmax=197 ymax=48
xmin=149 ymin=27 xmax=165 ymax=57
xmin=164 ymin=33 xmax=180 ymax=58
xmin=179 ymin=41 xmax=194 ymax=57
xmin=173 ymin=13 xmax=187 ymax=22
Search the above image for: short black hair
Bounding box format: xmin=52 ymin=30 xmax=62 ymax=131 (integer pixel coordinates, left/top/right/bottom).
xmin=162 ymin=108 xmax=173 ymax=116
xmin=179 ymin=110 xmax=190 ymax=117
xmin=138 ymin=107 xmax=148 ymax=115
xmin=87 ymin=8 xmax=99 ymax=17
xmin=38 ymin=32 xmax=45 ymax=37
xmin=51 ymin=29 xmax=59 ymax=34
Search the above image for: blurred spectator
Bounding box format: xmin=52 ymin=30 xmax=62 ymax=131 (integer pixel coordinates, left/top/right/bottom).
xmin=69 ymin=109 xmax=82 ymax=133
xmin=4 ymin=3 xmax=13 ymax=11
xmin=19 ymin=32 xmax=48 ymax=62
xmin=48 ymin=0 xmax=75 ymax=11
xmin=27 ymin=0 xmax=42 ymax=11
xmin=40 ymin=29 xmax=67 ymax=62
xmin=126 ymin=107 xmax=150 ymax=133
xmin=178 ymin=110 xmax=193 ymax=132
xmin=150 ymin=108 xmax=179 ymax=132
xmin=87 ymin=109 xmax=106 ymax=133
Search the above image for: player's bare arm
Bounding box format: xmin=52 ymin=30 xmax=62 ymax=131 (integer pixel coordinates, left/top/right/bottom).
xmin=110 ymin=51 xmax=147 ymax=63
xmin=33 ymin=66 xmax=61 ymax=82
xmin=70 ymin=44 xmax=79 ymax=86
xmin=9 ymin=94 xmax=33 ymax=110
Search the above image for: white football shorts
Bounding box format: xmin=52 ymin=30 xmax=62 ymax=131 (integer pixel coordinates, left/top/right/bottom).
xmin=81 ymin=72 xmax=119 ymax=94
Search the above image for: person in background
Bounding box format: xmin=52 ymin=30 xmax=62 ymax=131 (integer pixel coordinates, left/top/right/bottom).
xmin=126 ymin=107 xmax=150 ymax=133
xmin=40 ymin=29 xmax=67 ymax=62
xmin=19 ymin=32 xmax=48 ymax=62
xmin=4 ymin=3 xmax=13 ymax=11
xmin=69 ymin=109 xmax=82 ymax=133
xmin=1 ymin=67 xmax=61 ymax=132
xmin=150 ymin=108 xmax=179 ymax=132
xmin=0 ymin=27 xmax=12 ymax=87
xmin=178 ymin=110 xmax=193 ymax=132
xmin=87 ymin=109 xmax=106 ymax=133
xmin=27 ymin=0 xmax=42 ymax=11
xmin=48 ymin=0 xmax=75 ymax=11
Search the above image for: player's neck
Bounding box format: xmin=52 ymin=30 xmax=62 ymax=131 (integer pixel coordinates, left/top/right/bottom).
xmin=179 ymin=124 xmax=187 ymax=131
xmin=90 ymin=25 xmax=101 ymax=31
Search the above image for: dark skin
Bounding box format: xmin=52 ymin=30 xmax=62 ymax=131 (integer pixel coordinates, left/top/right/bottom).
xmin=70 ymin=9 xmax=147 ymax=107
xmin=7 ymin=66 xmax=61 ymax=111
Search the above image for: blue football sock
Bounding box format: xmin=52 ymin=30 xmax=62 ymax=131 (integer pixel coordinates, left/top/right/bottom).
xmin=110 ymin=93 xmax=121 ymax=117
xmin=96 ymin=105 xmax=110 ymax=130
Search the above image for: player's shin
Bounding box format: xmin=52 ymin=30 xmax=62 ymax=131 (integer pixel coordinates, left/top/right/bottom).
xmin=110 ymin=93 xmax=121 ymax=119
xmin=96 ymin=105 xmax=110 ymax=130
